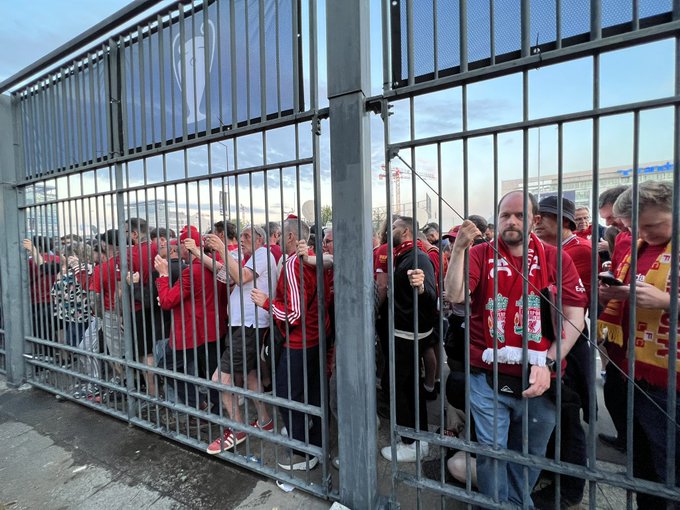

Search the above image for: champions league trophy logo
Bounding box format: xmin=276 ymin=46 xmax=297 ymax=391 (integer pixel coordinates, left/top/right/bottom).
xmin=172 ymin=19 xmax=216 ymax=124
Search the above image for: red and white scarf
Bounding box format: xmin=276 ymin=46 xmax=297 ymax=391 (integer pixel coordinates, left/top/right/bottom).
xmin=482 ymin=232 xmax=551 ymax=366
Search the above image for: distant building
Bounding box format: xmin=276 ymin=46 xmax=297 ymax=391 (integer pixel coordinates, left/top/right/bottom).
xmin=126 ymin=199 xmax=180 ymax=232
xmin=501 ymin=160 xmax=675 ymax=209
xmin=26 ymin=185 xmax=59 ymax=238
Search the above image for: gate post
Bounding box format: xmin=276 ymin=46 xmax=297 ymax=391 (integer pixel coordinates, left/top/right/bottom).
xmin=0 ymin=94 xmax=27 ymax=385
xmin=326 ymin=1 xmax=380 ymax=508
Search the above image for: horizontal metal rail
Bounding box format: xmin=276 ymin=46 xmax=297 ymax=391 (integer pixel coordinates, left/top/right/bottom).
xmin=385 ymin=94 xmax=680 ymax=153
xmin=17 ymin=156 xmax=316 ymax=209
xmin=16 ymin=110 xmax=327 ymax=186
xmin=372 ymin=17 xmax=680 ymax=104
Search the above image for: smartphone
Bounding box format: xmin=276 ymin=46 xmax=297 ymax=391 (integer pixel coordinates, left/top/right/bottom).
xmin=598 ymin=271 xmax=624 ymax=286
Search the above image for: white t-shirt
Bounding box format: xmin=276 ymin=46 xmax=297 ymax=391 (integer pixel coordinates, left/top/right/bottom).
xmin=229 ymin=246 xmax=278 ymax=328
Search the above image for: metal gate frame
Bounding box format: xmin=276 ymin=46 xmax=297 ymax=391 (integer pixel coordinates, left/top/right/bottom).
xmin=372 ymin=1 xmax=680 ymax=509
xmin=1 ymin=1 xmax=680 ymax=509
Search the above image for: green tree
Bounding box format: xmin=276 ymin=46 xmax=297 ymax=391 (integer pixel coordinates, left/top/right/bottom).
xmin=321 ymin=204 xmax=332 ymax=226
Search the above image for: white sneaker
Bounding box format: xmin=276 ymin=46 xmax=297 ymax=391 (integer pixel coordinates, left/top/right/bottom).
xmin=277 ymin=453 xmax=319 ymax=471
xmin=381 ymin=441 xmax=429 ymax=462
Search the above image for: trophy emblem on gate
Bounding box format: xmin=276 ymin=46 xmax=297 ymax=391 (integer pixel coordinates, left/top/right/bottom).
xmin=172 ymin=19 xmax=216 ymax=124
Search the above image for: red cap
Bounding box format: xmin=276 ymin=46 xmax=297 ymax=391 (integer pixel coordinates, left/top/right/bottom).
xmin=286 ymin=214 xmax=298 ymax=220
xmin=442 ymin=225 xmax=460 ymax=240
xmin=179 ymin=225 xmax=201 ymax=246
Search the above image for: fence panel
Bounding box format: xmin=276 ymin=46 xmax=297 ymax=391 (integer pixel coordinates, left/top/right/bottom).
xmin=376 ymin=1 xmax=680 ymax=508
xmin=8 ymin=0 xmax=335 ymax=500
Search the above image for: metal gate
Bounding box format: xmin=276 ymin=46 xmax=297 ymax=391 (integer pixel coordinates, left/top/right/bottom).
xmin=1 ymin=1 xmax=679 ymax=509
xmin=0 ymin=0 xmax=334 ymax=501
xmin=375 ymin=0 xmax=680 ymax=509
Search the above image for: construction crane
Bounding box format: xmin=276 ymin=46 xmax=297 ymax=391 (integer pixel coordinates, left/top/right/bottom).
xmin=378 ymin=165 xmax=436 ymax=212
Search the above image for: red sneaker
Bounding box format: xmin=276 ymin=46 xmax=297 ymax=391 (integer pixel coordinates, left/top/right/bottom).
xmin=250 ymin=418 xmax=274 ymax=432
xmin=206 ymin=429 xmax=247 ymax=455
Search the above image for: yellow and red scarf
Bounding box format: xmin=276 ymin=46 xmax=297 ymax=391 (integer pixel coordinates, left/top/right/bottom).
xmin=597 ymin=241 xmax=679 ymax=388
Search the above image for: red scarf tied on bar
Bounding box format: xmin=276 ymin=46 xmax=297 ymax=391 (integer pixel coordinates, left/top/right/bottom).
xmin=482 ymin=232 xmax=551 ymax=367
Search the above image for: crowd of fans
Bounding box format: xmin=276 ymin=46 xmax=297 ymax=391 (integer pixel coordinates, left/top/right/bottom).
xmin=23 ymin=181 xmax=678 ymax=507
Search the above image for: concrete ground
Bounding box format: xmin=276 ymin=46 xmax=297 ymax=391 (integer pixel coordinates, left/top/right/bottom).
xmin=0 ymin=359 xmax=631 ymax=510
xmin=0 ymin=377 xmax=331 ymax=510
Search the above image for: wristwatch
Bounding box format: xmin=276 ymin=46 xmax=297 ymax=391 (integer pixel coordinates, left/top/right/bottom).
xmin=545 ymin=357 xmax=557 ymax=373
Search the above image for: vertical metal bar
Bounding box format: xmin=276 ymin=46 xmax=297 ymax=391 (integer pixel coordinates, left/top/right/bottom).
xmin=244 ymin=0 xmax=252 ymax=124
xmin=666 ymin=33 xmax=680 ymax=496
xmin=259 ymin=0 xmax=267 ymax=122
xmin=407 ymin=98 xmax=423 ymax=510
xmin=292 ymin=0 xmax=301 ymax=112
xmin=490 ymin=0 xmax=496 ymax=64
xmin=179 ymin=6 xmax=189 ymax=140
xmin=21 ymin=92 xmax=30 ymax=178
xmin=109 ymin=39 xmax=135 ymax=418
xmin=119 ymin=35 xmax=130 ymax=158
xmin=632 ymin=0 xmax=640 ymax=31
xmin=229 ymin=0 xmax=238 ymax=127
xmin=521 ymin=68 xmax=531 ymax=508
xmin=202 ymin=1 xmax=212 ymax=134
xmin=138 ymin=25 xmax=147 ymax=149
xmin=189 ymin=2 xmax=199 ymax=129
xmin=0 ymin=95 xmax=27 ymax=385
xmin=588 ymin=52 xmax=600 ymax=510
xmin=432 ymin=0 xmax=439 ymax=79
xmin=168 ymin=13 xmax=177 ymax=142
xmin=625 ymin=110 xmax=640 ymax=510
xmin=31 ymin=86 xmax=41 ymax=176
xmin=436 ymin=141 xmax=446 ymax=499
xmin=19 ymin=93 xmax=28 ymax=178
xmin=38 ymin=84 xmax=48 ymax=177
xmin=147 ymin=23 xmax=156 ymax=147
xmin=490 ymin=131 xmax=500 ymax=500
xmin=62 ymin=70 xmax=73 ymax=170
xmin=97 ymin=47 xmax=108 ymax=162
xmin=308 ymin=0 xmax=329 ymax=492
xmin=326 ymin=0 xmax=378 ymax=506
xmin=591 ymin=0 xmax=602 ymax=41
xmin=157 ymin=14 xmax=167 ymax=146
xmin=554 ymin=123 xmax=564 ymax=509
xmin=48 ymin=76 xmax=59 ymax=171
xmin=73 ymin=62 xmax=84 ymax=167
xmin=126 ymin=39 xmax=137 ymax=154
xmin=460 ymin=0 xmax=468 ymax=72
xmin=521 ymin=0 xmax=530 ymax=58
xmin=274 ymin=0 xmax=281 ymax=114
xmin=381 ymin=0 xmax=392 ymax=91
xmin=215 ymin=0 xmax=223 ymax=127
xmin=87 ymin=54 xmax=98 ymax=164
xmin=556 ymin=0 xmax=562 ymax=49
xmin=406 ymin=0 xmax=415 ymax=85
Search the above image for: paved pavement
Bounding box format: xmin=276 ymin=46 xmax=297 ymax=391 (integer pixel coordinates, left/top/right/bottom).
xmin=0 ymin=369 xmax=631 ymax=510
xmin=0 ymin=377 xmax=332 ymax=510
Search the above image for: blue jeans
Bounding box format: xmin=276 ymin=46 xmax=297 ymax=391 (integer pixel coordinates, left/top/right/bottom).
xmin=634 ymin=384 xmax=680 ymax=509
xmin=470 ymin=372 xmax=556 ymax=507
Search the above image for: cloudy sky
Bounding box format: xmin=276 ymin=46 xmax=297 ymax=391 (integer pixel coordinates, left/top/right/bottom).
xmin=2 ymin=1 xmax=675 ymax=233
